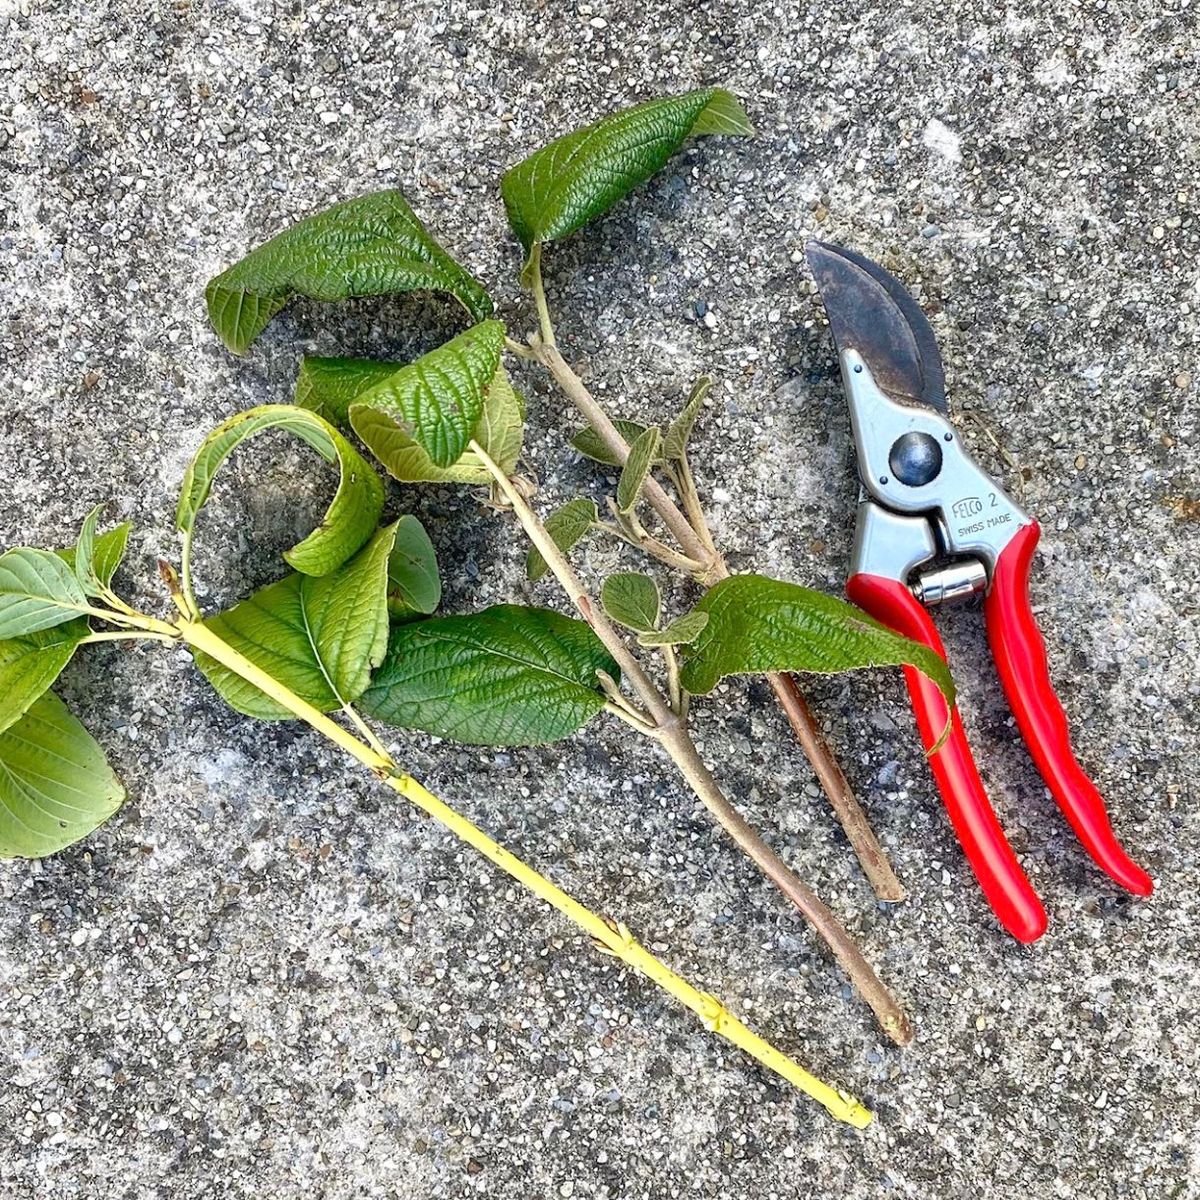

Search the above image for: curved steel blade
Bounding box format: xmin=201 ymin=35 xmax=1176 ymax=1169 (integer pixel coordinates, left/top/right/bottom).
xmin=806 ymin=241 xmax=947 ymax=413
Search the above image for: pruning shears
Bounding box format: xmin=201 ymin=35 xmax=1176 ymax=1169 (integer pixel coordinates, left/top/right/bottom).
xmin=806 ymin=242 xmax=1153 ymax=942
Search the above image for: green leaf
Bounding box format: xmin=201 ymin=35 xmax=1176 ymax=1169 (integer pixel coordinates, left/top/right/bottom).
xmin=351 ymin=364 xmax=525 ymax=485
xmin=678 ymin=575 xmax=957 ymax=713
xmin=0 ymin=547 xmax=93 ymax=639
xmin=205 ymin=189 xmax=493 ymax=355
xmin=387 ymin=515 xmax=441 ymax=620
xmin=0 ymin=622 xmax=89 ymax=735
xmin=0 ymin=692 xmax=125 ymax=859
xmin=664 ymin=376 xmax=712 ymax=461
xmin=177 ymin=405 xmax=383 ymax=577
xmin=195 ymin=524 xmax=397 ymax=720
xmin=570 ymin=418 xmax=651 ymax=467
xmin=601 ymin=572 xmax=661 ymax=633
xmin=501 ymin=87 xmax=753 ymax=266
xmin=58 ymin=522 xmax=130 ymax=591
xmin=526 ymin=498 xmax=598 ymax=582
xmin=361 ymin=604 xmax=619 ymax=747
xmin=616 ymin=426 xmax=662 ymax=513
xmin=348 ymin=320 xmax=506 ymax=469
xmin=295 ymin=356 xmax=401 ymax=429
xmin=638 ymin=611 xmax=709 ymax=647
xmin=72 ymin=504 xmax=111 ymax=598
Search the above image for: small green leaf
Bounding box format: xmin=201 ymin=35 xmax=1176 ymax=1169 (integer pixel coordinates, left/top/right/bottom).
xmin=361 ymin=605 xmax=619 ymax=747
xmin=601 ymin=572 xmax=661 ymax=633
xmin=0 ymin=622 xmax=89 ymax=735
xmin=176 ymin=405 xmax=383 ymax=577
xmin=570 ymin=419 xmax=651 ymax=467
xmin=205 ymin=189 xmax=493 ymax=355
xmin=388 ymin=515 xmax=441 ymax=620
xmin=501 ymin=87 xmax=753 ymax=267
xmin=0 ymin=548 xmax=92 ymax=639
xmin=348 ymin=320 xmax=506 ymax=469
xmin=678 ymin=575 xmax=957 ymax=713
xmin=0 ymin=692 xmax=125 ymax=859
xmin=72 ymin=504 xmax=111 ymax=598
xmin=352 ymin=364 xmax=525 ymax=485
xmin=664 ymin=376 xmax=711 ymax=461
xmin=616 ymin=426 xmax=662 ymax=513
xmin=295 ymin=356 xmax=401 ymax=428
xmin=638 ymin=611 xmax=709 ymax=647
xmin=526 ymin=498 xmax=598 ymax=582
xmin=195 ymin=523 xmax=397 ymax=720
xmin=58 ymin=522 xmax=130 ymax=591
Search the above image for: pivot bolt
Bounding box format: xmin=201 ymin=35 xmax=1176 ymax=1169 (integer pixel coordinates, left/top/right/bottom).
xmin=888 ymin=431 xmax=943 ymax=487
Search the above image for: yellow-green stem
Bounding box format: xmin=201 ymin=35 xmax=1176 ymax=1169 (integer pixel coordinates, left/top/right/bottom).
xmin=174 ymin=617 xmax=872 ymax=1127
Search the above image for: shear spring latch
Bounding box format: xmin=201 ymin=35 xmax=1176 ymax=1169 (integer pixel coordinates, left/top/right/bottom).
xmin=911 ymin=560 xmax=988 ymax=606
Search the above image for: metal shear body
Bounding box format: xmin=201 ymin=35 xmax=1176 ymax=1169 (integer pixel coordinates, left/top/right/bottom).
xmin=807 ymin=243 xmax=1153 ymax=942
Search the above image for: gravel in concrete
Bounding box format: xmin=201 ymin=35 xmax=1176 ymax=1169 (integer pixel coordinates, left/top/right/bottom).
xmin=1 ymin=3 xmax=1197 ymax=1198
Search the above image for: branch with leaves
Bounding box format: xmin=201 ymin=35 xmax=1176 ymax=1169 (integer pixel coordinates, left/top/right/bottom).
xmin=196 ymin=133 xmax=964 ymax=1050
xmin=498 ymin=89 xmax=908 ymax=901
xmin=3 ymin=87 xmax=966 ymax=1120
xmin=0 ymin=406 xmax=872 ymax=1127
xmin=274 ymin=321 xmax=953 ymax=1046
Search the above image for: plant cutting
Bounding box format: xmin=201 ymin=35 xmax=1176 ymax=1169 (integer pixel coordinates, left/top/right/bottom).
xmin=199 ymin=90 xmax=958 ymax=1047
xmin=499 ymin=89 xmax=910 ymax=904
xmin=0 ymin=87 xmax=961 ymax=1125
xmin=0 ymin=407 xmax=874 ymax=1127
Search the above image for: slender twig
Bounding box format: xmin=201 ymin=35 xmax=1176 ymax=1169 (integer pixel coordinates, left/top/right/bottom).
xmin=528 ymin=334 xmax=719 ymax=579
xmin=95 ymin=584 xmax=140 ymax=619
xmin=81 ymin=630 xmax=178 ymax=645
xmin=177 ymin=528 xmax=203 ymax=622
xmin=525 ymin=335 xmax=906 ymax=903
xmin=527 ymin=244 xmax=557 ymax=348
xmin=471 ymin=438 xmax=913 ymax=1045
xmin=597 ymin=669 xmax=656 ymax=729
xmin=344 ymin=702 xmax=392 ymax=761
xmin=602 ymin=499 xmax=706 ymax=575
xmin=604 ymin=700 xmax=660 ymax=736
xmin=661 ymin=643 xmax=684 ymax=714
xmin=675 ymin=451 xmax=720 ymax=558
xmin=505 ymin=335 xmax=537 ymax=360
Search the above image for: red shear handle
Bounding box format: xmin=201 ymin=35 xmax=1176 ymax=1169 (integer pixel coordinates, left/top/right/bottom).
xmin=848 ymin=574 xmax=1048 ymax=942
xmin=983 ymin=522 xmax=1153 ymax=896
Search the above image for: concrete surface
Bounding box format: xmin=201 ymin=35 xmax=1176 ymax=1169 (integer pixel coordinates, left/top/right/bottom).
xmin=2 ymin=2 xmax=1198 ymax=1198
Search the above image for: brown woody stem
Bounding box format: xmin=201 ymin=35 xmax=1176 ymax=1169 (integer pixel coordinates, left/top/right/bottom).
xmin=472 ymin=439 xmax=913 ymax=1045
xmin=526 ymin=336 xmax=906 ymax=903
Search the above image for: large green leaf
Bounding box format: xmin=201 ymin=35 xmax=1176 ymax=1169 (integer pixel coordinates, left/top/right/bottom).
xmin=0 ymin=622 xmax=89 ymax=735
xmin=679 ymin=575 xmax=957 ymax=711
xmin=0 ymin=547 xmax=94 ymax=639
xmin=194 ymin=524 xmax=397 ymax=720
xmin=294 ymin=356 xmax=401 ymax=429
xmin=0 ymin=692 xmax=125 ymax=859
xmin=361 ymin=604 xmax=619 ymax=747
xmin=177 ymin=405 xmax=383 ymax=577
xmin=348 ymin=320 xmax=506 ymax=469
xmin=501 ymin=88 xmax=753 ymax=266
xmin=205 ymin=189 xmax=493 ymax=355
xmin=526 ymin=498 xmax=598 ymax=582
xmin=57 ymin=522 xmax=130 ymax=588
xmin=350 ymin=364 xmax=525 ymax=484
xmin=387 ymin=516 xmax=441 ymax=620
